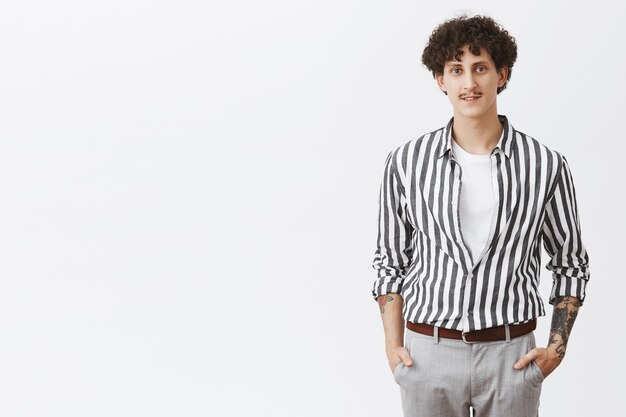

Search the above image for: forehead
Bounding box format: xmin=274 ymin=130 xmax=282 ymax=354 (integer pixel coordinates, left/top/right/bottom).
xmin=445 ymin=46 xmax=494 ymax=66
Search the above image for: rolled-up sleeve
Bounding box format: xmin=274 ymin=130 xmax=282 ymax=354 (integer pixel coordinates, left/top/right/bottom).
xmin=541 ymin=154 xmax=591 ymax=305
xmin=371 ymin=150 xmax=414 ymax=301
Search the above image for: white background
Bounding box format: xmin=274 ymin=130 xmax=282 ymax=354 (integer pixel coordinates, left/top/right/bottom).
xmin=0 ymin=0 xmax=623 ymax=416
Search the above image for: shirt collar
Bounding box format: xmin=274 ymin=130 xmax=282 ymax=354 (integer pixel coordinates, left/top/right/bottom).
xmin=436 ymin=114 xmax=516 ymax=160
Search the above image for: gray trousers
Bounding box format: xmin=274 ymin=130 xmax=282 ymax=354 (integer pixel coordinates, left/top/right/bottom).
xmin=393 ymin=326 xmax=544 ymax=417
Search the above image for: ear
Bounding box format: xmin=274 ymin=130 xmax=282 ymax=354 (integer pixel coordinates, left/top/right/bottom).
xmin=435 ymin=72 xmax=446 ymax=93
xmin=498 ymin=66 xmax=509 ymax=88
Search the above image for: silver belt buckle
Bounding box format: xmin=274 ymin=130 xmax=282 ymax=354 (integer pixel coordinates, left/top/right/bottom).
xmin=461 ymin=331 xmax=477 ymax=344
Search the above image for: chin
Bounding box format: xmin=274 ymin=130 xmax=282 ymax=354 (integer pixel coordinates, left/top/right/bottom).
xmin=455 ymin=108 xmax=486 ymax=119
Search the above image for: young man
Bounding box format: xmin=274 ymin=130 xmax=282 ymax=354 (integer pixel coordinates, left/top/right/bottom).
xmin=371 ymin=15 xmax=590 ymax=417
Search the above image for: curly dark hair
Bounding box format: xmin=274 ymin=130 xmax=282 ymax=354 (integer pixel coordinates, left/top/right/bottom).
xmin=421 ymin=14 xmax=518 ymax=95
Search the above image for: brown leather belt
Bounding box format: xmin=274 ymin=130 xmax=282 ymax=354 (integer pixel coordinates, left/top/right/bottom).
xmin=406 ymin=319 xmax=536 ymax=343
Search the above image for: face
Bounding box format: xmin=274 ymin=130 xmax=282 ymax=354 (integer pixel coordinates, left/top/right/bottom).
xmin=435 ymin=45 xmax=508 ymax=121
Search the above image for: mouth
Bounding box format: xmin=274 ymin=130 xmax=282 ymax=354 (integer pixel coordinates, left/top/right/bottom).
xmin=461 ymin=95 xmax=481 ymax=102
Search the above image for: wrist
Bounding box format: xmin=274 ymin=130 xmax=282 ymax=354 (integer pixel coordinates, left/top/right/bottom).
xmin=546 ymin=343 xmax=566 ymax=361
xmin=386 ymin=341 xmax=403 ymax=351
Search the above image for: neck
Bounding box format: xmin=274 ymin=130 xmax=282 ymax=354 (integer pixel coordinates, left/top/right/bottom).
xmin=451 ymin=108 xmax=503 ymax=155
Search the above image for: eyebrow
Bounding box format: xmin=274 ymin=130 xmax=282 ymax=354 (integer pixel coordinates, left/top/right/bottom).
xmin=449 ymin=60 xmax=490 ymax=66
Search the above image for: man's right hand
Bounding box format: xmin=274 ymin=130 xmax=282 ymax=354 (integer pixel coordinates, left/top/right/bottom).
xmin=377 ymin=293 xmax=412 ymax=375
xmin=386 ymin=345 xmax=413 ymax=374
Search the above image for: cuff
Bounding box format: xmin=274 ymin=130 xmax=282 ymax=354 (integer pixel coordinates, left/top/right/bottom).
xmin=549 ymin=276 xmax=588 ymax=306
xmin=372 ymin=280 xmax=403 ymax=301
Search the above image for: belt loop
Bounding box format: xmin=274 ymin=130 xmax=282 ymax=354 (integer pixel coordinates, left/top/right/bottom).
xmin=505 ymin=324 xmax=511 ymax=343
xmin=433 ymin=326 xmax=439 ymax=344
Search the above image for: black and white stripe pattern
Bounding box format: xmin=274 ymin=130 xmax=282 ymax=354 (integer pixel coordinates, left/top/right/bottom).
xmin=371 ymin=114 xmax=590 ymax=331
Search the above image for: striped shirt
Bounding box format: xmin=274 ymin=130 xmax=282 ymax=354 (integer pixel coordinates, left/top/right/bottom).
xmin=371 ymin=114 xmax=590 ymax=332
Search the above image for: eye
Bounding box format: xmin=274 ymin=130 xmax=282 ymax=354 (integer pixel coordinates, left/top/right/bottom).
xmin=476 ymin=66 xmax=487 ymax=73
xmin=450 ymin=68 xmax=461 ymax=75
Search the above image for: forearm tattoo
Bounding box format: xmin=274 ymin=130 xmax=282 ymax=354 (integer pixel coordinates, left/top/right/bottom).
xmin=378 ymin=294 xmax=395 ymax=314
xmin=548 ymin=296 xmax=581 ymax=361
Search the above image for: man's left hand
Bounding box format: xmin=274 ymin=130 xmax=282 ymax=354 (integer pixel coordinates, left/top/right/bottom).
xmin=513 ymin=346 xmax=562 ymax=379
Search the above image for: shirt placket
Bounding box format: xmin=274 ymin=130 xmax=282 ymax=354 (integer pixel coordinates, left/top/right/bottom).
xmin=450 ymin=149 xmax=502 ymax=332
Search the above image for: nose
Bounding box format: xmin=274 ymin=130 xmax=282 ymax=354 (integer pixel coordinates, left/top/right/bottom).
xmin=463 ymin=72 xmax=478 ymax=91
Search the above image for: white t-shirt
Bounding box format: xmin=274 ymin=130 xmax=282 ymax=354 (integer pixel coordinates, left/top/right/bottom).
xmin=450 ymin=133 xmax=501 ymax=264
